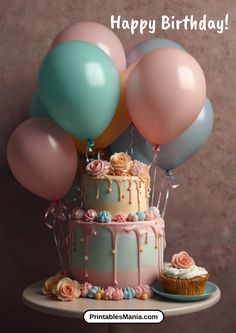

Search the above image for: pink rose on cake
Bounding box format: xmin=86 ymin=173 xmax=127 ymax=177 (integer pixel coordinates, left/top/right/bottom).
xmin=110 ymin=152 xmax=132 ymax=176
xmin=104 ymin=160 xmax=115 ymax=175
xmin=86 ymin=160 xmax=109 ymax=176
xmin=55 ymin=277 xmax=81 ymax=301
xmin=130 ymin=160 xmax=149 ymax=177
xmin=171 ymin=251 xmax=195 ymax=269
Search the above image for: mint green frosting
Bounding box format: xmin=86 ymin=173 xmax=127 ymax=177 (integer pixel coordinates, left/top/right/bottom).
xmin=72 ymin=226 xmax=158 ymax=271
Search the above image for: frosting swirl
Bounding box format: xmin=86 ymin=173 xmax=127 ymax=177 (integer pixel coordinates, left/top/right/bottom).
xmin=163 ymin=263 xmax=208 ymax=279
xmin=97 ymin=211 xmax=112 ymax=223
xmin=84 ymin=209 xmax=97 ymax=222
xmin=113 ymin=212 xmax=127 ymax=222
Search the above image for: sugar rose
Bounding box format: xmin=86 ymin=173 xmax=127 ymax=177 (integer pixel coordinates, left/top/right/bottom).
xmin=130 ymin=160 xmax=149 ymax=177
xmin=42 ymin=276 xmax=60 ymax=295
xmin=171 ymin=251 xmax=195 ymax=269
xmin=55 ymin=277 xmax=81 ymax=301
xmin=86 ymin=160 xmax=108 ymax=176
xmin=110 ymin=152 xmax=132 ymax=176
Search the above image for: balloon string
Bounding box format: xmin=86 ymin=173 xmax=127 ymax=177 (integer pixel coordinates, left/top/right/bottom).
xmin=45 ymin=201 xmax=68 ymax=270
xmin=161 ymin=186 xmax=169 ymax=218
xmin=85 ymin=139 xmax=95 ymax=163
xmin=126 ymin=124 xmax=135 ymax=157
xmin=157 ymin=170 xmax=180 ymax=218
xmin=157 ymin=174 xmax=167 ymax=208
xmin=150 ymin=145 xmax=160 ymax=206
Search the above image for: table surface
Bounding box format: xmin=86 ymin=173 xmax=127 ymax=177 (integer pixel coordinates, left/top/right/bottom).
xmin=22 ymin=280 xmax=221 ymax=318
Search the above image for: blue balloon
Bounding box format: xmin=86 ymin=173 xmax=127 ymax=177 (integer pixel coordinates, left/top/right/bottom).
xmin=127 ymin=38 xmax=183 ymax=66
xmin=111 ymin=97 xmax=214 ymax=170
xmin=38 ymin=41 xmax=120 ymax=140
xmin=29 ymin=92 xmax=49 ymax=118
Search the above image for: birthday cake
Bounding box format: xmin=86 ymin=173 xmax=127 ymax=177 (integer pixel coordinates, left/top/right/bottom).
xmin=66 ymin=153 xmax=165 ymax=300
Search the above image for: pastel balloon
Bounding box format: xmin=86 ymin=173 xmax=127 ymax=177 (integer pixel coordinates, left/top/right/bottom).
xmin=51 ymin=21 xmax=126 ymax=73
xmin=73 ymin=65 xmax=134 ymax=154
xmin=126 ymin=48 xmax=206 ymax=145
xmin=111 ymin=97 xmax=214 ymax=170
xmin=29 ymin=92 xmax=49 ymax=118
xmin=7 ymin=118 xmax=78 ymax=201
xmin=158 ymin=97 xmax=214 ymax=170
xmin=38 ymin=41 xmax=120 ymax=140
xmin=127 ymin=38 xmax=183 ymax=66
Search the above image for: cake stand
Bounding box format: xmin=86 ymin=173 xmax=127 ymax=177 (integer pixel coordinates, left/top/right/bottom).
xmin=22 ymin=280 xmax=221 ymax=333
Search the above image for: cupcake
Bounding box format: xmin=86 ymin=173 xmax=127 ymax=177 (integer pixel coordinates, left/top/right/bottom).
xmin=160 ymin=251 xmax=209 ymax=296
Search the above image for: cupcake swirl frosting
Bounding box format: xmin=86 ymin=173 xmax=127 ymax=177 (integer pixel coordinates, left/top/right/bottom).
xmin=163 ymin=263 xmax=208 ymax=279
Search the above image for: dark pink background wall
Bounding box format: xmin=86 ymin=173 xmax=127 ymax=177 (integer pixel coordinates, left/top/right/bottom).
xmin=1 ymin=0 xmax=235 ymax=332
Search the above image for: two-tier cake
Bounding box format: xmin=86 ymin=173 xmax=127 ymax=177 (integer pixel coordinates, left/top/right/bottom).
xmin=68 ymin=152 xmax=165 ymax=291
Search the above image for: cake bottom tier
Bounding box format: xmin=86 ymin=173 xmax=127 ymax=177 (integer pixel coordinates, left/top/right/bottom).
xmin=69 ymin=219 xmax=165 ymax=288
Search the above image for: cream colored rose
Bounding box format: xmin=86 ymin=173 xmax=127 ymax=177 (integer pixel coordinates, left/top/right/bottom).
xmin=42 ymin=276 xmax=60 ymax=295
xmin=110 ymin=152 xmax=132 ymax=175
xmin=55 ymin=277 xmax=81 ymax=301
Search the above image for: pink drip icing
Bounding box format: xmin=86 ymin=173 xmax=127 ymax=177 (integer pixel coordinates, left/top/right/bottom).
xmin=110 ymin=229 xmax=118 ymax=286
xmin=69 ymin=218 xmax=165 ymax=286
xmin=80 ymin=224 xmax=97 ymax=278
xmin=134 ymin=228 xmax=143 ymax=285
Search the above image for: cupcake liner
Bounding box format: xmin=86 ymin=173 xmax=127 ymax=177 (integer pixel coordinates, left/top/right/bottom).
xmin=160 ymin=273 xmax=209 ymax=296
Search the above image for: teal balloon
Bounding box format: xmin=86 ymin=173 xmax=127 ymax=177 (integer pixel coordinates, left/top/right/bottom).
xmin=38 ymin=41 xmax=120 ymax=140
xmin=127 ymin=38 xmax=183 ymax=66
xmin=29 ymin=92 xmax=49 ymax=118
xmin=111 ymin=97 xmax=214 ymax=170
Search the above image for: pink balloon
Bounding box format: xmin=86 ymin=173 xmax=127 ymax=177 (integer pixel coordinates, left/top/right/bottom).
xmin=126 ymin=48 xmax=206 ymax=145
xmin=7 ymin=118 xmax=78 ymax=201
xmin=51 ymin=21 xmax=126 ymax=74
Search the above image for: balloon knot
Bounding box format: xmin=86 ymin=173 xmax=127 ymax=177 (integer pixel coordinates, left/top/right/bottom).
xmin=165 ymin=169 xmax=172 ymax=176
xmin=153 ymin=144 xmax=160 ymax=153
xmin=87 ymin=139 xmax=95 ymax=153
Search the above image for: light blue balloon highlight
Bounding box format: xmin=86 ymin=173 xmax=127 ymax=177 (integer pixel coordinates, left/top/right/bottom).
xmin=127 ymin=38 xmax=184 ymax=66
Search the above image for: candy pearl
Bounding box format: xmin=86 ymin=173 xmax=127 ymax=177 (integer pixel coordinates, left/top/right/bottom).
xmin=84 ymin=255 xmax=89 ymax=261
xmin=141 ymin=293 xmax=148 ymax=300
xmin=95 ymin=292 xmax=102 ymax=300
xmin=140 ymin=248 xmax=143 ymax=253
xmin=112 ymin=249 xmax=116 ymax=255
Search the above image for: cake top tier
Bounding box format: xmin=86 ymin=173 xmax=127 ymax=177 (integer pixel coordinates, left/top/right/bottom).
xmin=83 ymin=153 xmax=151 ymax=215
